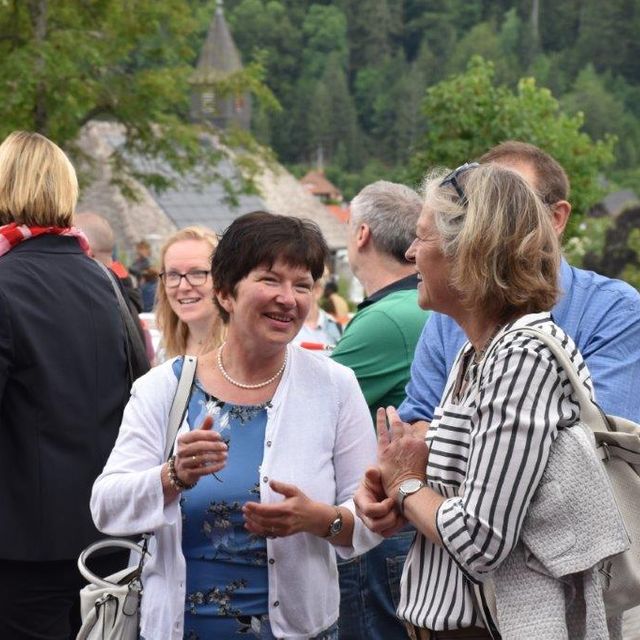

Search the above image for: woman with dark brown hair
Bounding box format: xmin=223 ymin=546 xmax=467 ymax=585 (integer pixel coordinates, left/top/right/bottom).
xmin=92 ymin=211 xmax=380 ymax=639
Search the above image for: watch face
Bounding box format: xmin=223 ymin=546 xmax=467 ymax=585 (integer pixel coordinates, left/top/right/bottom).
xmin=401 ymin=478 xmax=424 ymax=494
xmin=330 ymin=517 xmax=343 ymax=535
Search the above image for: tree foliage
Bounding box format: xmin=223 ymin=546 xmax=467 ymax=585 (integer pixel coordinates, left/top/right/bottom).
xmin=408 ymin=57 xmax=616 ymax=236
xmin=0 ymin=0 xmax=276 ymax=193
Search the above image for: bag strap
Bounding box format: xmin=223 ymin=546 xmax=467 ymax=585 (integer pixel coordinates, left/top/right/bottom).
xmin=95 ymin=259 xmax=148 ymax=384
xmin=164 ymin=356 xmax=198 ymax=461
xmin=77 ymin=537 xmax=149 ymax=587
xmin=481 ymin=325 xmax=610 ymax=434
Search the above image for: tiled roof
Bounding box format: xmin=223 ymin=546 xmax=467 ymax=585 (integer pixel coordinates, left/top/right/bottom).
xmin=326 ymin=204 xmax=350 ymax=223
xmin=300 ymin=170 xmax=342 ymax=199
xmin=76 ymin=122 xmax=347 ymax=258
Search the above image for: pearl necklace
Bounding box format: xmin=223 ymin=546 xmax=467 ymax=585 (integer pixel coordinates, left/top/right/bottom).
xmin=217 ymin=342 xmax=287 ymax=389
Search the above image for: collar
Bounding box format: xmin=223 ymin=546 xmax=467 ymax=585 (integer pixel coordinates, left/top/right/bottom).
xmin=552 ymin=258 xmax=572 ymax=319
xmin=357 ymin=273 xmax=419 ymax=310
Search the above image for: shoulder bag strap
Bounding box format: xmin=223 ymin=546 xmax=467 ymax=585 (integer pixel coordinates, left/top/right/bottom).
xmin=164 ymin=356 xmax=198 ymax=461
xmin=500 ymin=326 xmax=609 ymax=433
xmin=95 ymin=259 xmax=148 ymax=383
xmin=476 ymin=325 xmax=609 ymax=433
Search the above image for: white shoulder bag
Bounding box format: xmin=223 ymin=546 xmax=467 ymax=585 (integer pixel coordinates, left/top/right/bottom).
xmin=75 ymin=356 xmax=197 ymax=640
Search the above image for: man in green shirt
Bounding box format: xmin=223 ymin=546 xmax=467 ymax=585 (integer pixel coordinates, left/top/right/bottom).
xmin=332 ymin=181 xmax=428 ymax=639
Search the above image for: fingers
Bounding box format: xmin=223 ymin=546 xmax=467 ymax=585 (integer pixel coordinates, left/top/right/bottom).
xmin=364 ymin=466 xmax=384 ymax=493
xmin=359 ymin=497 xmax=404 ymax=535
xmin=242 ymin=501 xmax=289 ymax=537
xmin=354 ymin=468 xmax=396 ymax=527
xmin=269 ymin=479 xmax=299 ymax=498
xmin=386 ymin=406 xmax=406 ymax=440
xmin=177 ymin=428 xmax=228 ymax=459
xmin=356 ymin=493 xmax=395 ymax=520
xmin=174 ymin=436 xmax=228 ymax=485
xmin=376 ymin=407 xmax=390 ymax=447
xmin=179 ymin=426 xmax=223 ymax=445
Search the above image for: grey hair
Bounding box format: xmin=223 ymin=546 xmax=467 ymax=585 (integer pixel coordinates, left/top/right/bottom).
xmin=350 ymin=180 xmax=423 ymax=263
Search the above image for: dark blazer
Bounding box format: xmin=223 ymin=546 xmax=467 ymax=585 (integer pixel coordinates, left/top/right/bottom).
xmin=0 ymin=235 xmax=129 ymax=561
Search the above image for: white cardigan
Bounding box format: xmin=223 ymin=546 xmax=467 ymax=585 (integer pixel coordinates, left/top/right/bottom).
xmin=91 ymin=345 xmax=381 ymax=640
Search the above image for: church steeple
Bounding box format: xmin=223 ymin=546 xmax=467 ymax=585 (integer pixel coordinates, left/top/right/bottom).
xmin=190 ymin=0 xmax=251 ymax=130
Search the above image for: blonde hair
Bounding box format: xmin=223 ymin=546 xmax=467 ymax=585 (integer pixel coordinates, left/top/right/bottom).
xmin=0 ymin=131 xmax=78 ymax=226
xmin=423 ymin=163 xmax=560 ymax=319
xmin=156 ymin=226 xmax=225 ymax=358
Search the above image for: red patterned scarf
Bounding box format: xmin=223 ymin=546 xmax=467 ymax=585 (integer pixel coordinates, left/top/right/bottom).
xmin=0 ymin=222 xmax=91 ymax=257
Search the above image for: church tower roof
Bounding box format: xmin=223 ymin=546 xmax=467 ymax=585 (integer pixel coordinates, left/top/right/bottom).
xmin=190 ymin=0 xmax=251 ymax=130
xmin=193 ymin=0 xmax=243 ymax=82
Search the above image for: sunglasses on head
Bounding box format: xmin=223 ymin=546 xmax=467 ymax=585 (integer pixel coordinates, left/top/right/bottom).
xmin=439 ymin=162 xmax=479 ymax=206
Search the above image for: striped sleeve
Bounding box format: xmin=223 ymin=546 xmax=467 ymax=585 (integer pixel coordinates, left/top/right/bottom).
xmin=435 ymin=338 xmax=566 ymax=582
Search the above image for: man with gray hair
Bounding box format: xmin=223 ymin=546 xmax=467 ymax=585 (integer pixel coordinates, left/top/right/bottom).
xmin=331 ymin=181 xmax=429 ymax=639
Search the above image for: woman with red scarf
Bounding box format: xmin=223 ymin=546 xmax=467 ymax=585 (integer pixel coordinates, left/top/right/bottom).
xmin=0 ymin=131 xmax=130 ymax=639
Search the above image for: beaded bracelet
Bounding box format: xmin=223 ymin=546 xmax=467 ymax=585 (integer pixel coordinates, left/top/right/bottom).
xmin=168 ymin=455 xmax=196 ymax=491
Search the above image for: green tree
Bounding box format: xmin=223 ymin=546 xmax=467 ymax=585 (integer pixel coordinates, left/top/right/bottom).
xmin=409 ymin=56 xmax=616 ymax=236
xmin=572 ymin=0 xmax=640 ymax=80
xmin=562 ymin=64 xmax=640 ymax=168
xmin=339 ymin=0 xmax=397 ymax=74
xmin=301 ymin=4 xmax=349 ymax=80
xmin=446 ymin=21 xmax=501 ymax=76
xmin=307 ymin=53 xmax=362 ymax=168
xmin=0 ymin=0 xmax=276 ymax=193
xmin=228 ymin=0 xmax=302 ymax=98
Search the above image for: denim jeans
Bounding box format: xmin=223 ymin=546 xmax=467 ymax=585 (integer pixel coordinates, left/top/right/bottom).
xmin=337 ymin=528 xmax=414 ymax=640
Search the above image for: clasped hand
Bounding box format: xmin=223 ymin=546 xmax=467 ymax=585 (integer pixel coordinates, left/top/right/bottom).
xmin=354 ymin=406 xmax=429 ymax=536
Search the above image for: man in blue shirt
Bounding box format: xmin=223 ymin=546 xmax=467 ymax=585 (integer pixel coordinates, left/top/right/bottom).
xmin=399 ymin=141 xmax=640 ymax=426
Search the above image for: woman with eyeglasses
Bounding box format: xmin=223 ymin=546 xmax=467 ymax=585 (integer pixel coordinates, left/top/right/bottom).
xmin=354 ymin=163 xmax=617 ymax=638
xmin=155 ymin=226 xmax=225 ymax=362
xmin=91 ymin=211 xmax=381 ymax=640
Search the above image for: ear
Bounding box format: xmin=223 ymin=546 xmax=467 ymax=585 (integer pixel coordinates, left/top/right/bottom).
xmin=215 ymin=289 xmax=234 ymax=315
xmin=550 ymin=200 xmax=571 ymax=236
xmin=356 ymin=223 xmax=371 ymax=249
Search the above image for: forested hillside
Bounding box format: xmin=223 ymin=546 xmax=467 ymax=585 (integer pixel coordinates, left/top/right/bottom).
xmin=215 ymin=0 xmax=640 ymax=200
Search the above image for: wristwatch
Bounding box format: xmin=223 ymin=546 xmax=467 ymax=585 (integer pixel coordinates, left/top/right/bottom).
xmin=396 ymin=478 xmax=426 ymax=515
xmin=325 ymin=508 xmax=343 ymax=538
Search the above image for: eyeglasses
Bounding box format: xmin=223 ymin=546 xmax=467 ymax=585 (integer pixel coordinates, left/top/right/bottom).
xmin=439 ymin=162 xmax=479 ymax=206
xmin=160 ymin=270 xmax=210 ymax=288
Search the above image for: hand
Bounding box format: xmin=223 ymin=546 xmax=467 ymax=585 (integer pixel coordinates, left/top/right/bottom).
xmin=242 ymin=480 xmax=324 ymax=538
xmin=377 ymin=406 xmax=429 ymax=501
xmin=354 ymin=466 xmax=406 ymax=537
xmin=173 ymin=416 xmax=228 ymax=486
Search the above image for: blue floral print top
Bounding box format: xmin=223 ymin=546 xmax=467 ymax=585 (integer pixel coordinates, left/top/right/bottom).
xmin=172 ymin=358 xmax=269 ymax=640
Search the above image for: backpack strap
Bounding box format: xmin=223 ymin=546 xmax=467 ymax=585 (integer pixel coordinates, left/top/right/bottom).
xmin=164 ymin=356 xmax=198 ymax=461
